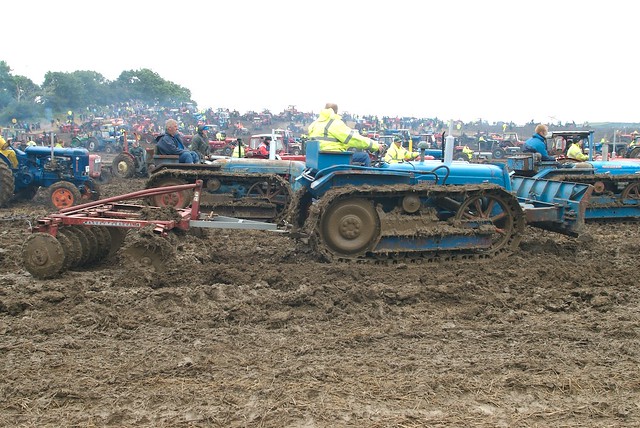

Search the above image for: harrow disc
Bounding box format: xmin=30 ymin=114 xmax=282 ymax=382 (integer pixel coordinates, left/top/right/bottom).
xmin=74 ymin=226 xmax=99 ymax=265
xmin=66 ymin=226 xmax=90 ymax=266
xmin=22 ymin=233 xmax=65 ymax=279
xmin=58 ymin=228 xmax=82 ymax=268
xmin=122 ymin=233 xmax=174 ymax=273
xmin=92 ymin=226 xmax=112 ymax=262
xmin=106 ymin=228 xmax=128 ymax=259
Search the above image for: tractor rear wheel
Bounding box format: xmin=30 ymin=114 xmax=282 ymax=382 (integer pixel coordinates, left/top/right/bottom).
xmin=48 ymin=181 xmax=82 ymax=209
xmin=0 ymin=161 xmax=15 ymax=207
xmin=629 ymin=147 xmax=640 ymax=158
xmin=111 ymin=153 xmax=136 ymax=179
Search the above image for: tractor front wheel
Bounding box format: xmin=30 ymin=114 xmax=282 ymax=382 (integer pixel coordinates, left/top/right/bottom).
xmin=48 ymin=181 xmax=82 ymax=209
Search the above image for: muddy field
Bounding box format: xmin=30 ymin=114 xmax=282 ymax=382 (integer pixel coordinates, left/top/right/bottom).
xmin=1 ymin=177 xmax=639 ymax=427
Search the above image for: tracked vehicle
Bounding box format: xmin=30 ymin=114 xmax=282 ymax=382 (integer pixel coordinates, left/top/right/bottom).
xmin=508 ymin=130 xmax=640 ymax=220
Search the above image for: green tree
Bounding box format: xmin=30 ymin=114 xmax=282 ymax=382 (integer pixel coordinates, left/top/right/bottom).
xmin=0 ymin=61 xmax=14 ymax=109
xmin=115 ymin=69 xmax=192 ymax=105
xmin=12 ymin=75 xmax=40 ymax=103
xmin=41 ymin=71 xmax=87 ymax=110
xmin=73 ymin=71 xmax=111 ymax=105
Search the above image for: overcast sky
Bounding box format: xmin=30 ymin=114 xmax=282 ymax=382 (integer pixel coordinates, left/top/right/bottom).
xmin=4 ymin=1 xmax=637 ymax=125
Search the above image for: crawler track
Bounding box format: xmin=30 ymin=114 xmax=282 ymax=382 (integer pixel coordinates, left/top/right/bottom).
xmin=302 ymin=183 xmax=526 ymax=264
xmin=146 ymin=170 xmax=293 ymax=223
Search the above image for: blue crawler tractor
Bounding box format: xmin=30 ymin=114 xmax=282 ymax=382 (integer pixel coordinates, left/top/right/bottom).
xmin=507 ymin=130 xmax=640 ymax=220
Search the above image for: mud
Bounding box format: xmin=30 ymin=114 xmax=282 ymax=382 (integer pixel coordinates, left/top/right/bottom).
xmin=1 ymin=177 xmax=639 ymax=427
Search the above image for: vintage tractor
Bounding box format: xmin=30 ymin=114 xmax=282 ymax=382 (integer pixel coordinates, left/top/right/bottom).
xmin=507 ymin=130 xmax=640 ymax=220
xmin=110 ymin=134 xmax=151 ymax=179
xmin=0 ymin=142 xmax=102 ymax=209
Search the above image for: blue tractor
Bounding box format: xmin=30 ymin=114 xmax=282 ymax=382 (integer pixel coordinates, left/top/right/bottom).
xmin=145 ymin=139 xmax=591 ymax=262
xmin=0 ymin=142 xmax=103 ymax=209
xmin=507 ymin=130 xmax=640 ymax=220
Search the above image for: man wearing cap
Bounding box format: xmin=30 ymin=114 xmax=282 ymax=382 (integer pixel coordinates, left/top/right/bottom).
xmin=189 ymin=125 xmax=210 ymax=160
xmin=384 ymin=136 xmax=419 ymax=163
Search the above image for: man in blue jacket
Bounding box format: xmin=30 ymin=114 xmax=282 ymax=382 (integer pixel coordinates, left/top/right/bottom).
xmin=522 ymin=124 xmax=555 ymax=161
xmin=156 ymin=119 xmax=200 ymax=163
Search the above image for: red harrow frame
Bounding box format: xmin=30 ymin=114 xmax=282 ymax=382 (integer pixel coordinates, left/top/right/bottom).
xmin=22 ymin=180 xmax=277 ymax=279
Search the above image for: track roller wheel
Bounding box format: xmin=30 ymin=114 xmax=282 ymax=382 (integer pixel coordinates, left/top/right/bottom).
xmin=22 ymin=233 xmax=65 ymax=279
xmin=318 ymin=198 xmax=380 ymax=258
xmin=246 ymin=175 xmax=293 ymax=222
xmin=48 ymin=181 xmax=82 ymax=209
xmin=111 ymin=153 xmax=136 ymax=179
xmin=147 ymin=177 xmax=191 ymax=209
xmin=58 ymin=227 xmax=82 ymax=268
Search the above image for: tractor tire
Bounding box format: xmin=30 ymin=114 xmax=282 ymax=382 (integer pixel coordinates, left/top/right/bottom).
xmin=105 ymin=144 xmax=115 ymax=154
xmin=629 ymin=147 xmax=640 ymax=158
xmin=0 ymin=161 xmax=15 ymax=207
xmin=492 ymin=148 xmax=506 ymax=159
xmin=223 ymin=146 xmax=233 ymax=156
xmin=111 ymin=153 xmax=136 ymax=179
xmin=80 ymin=179 xmax=101 ymax=202
xmin=47 ymin=181 xmax=82 ymax=209
xmin=87 ymin=137 xmax=100 ymax=152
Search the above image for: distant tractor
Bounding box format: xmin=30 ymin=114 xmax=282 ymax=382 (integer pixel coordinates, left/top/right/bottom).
xmin=0 ymin=142 xmax=102 ymax=209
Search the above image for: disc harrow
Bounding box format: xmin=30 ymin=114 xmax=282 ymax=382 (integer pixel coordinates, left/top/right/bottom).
xmin=21 ymin=182 xmax=205 ymax=279
xmin=21 ymin=180 xmax=278 ymax=279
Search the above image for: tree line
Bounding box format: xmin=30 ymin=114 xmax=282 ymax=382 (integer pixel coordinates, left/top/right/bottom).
xmin=0 ymin=60 xmax=193 ymax=124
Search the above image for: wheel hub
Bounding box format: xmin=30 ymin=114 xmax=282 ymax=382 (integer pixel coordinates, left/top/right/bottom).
xmin=338 ymin=215 xmax=363 ymax=239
